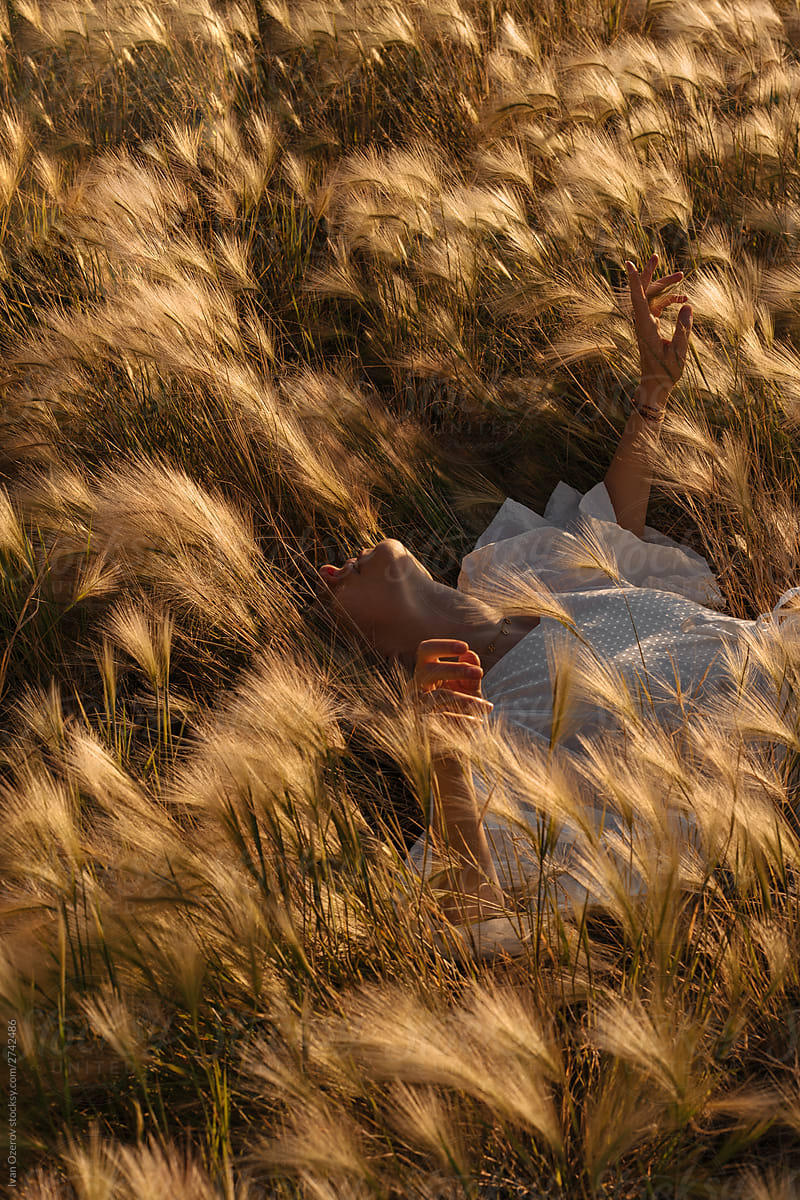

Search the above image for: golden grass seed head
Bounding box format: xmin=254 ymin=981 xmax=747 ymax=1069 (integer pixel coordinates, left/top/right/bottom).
xmin=626 ymin=100 xmax=674 ymax=149
xmin=65 ymin=728 xmax=184 ymax=863
xmin=497 ymin=11 xmax=540 ymax=63
xmin=439 ymin=182 xmax=527 ymax=236
xmin=555 ymin=129 xmax=645 ymax=217
xmin=212 ymin=231 xmax=255 ymax=290
xmin=582 ymin=1072 xmax=664 ymax=1186
xmin=746 ymin=58 xmax=800 ymax=105
xmin=81 ymin=990 xmax=148 ymax=1072
xmin=387 ymin=1082 xmax=471 ymax=1176
xmin=459 ymin=979 xmax=562 ymax=1081
xmin=472 ymin=139 xmax=535 ymax=192
xmin=114 ymin=1138 xmax=224 ymax=1200
xmin=251 ymin=1097 xmax=371 ymax=1183
xmin=484 ymin=55 xmax=561 ymax=129
xmin=306 ymin=255 xmax=367 ymax=303
xmin=563 ymin=64 xmax=626 ymax=122
xmin=417 ymin=0 xmax=479 ymax=50
xmin=13 ymin=679 xmax=67 ymax=753
xmin=591 ymin=994 xmax=704 ymax=1107
xmin=246 ymin=108 xmax=281 ymax=168
xmin=739 ymin=1168 xmax=800 ymax=1200
xmin=602 ymin=36 xmax=660 ymax=101
xmin=0 ymin=487 xmax=27 ymax=559
xmin=331 ymin=142 xmax=447 ymax=207
xmin=465 ymin=564 xmax=578 ymax=626
xmin=653 ymin=0 xmax=782 ymax=51
xmin=0 ymin=109 xmax=30 ymax=170
xmin=31 ymin=150 xmax=65 ymax=202
xmin=686 ymin=258 xmax=763 ymax=342
xmin=760 ymin=261 xmax=800 ymax=314
xmin=60 ymin=146 xmax=189 ymax=252
xmin=359 ymin=5 xmax=420 ymax=55
xmin=58 ymin=1124 xmax=119 ymax=1200
xmin=740 ymin=196 xmax=800 ymax=241
xmin=168 ymin=650 xmax=344 ymax=845
xmin=641 ymin=154 xmax=693 ymax=226
xmin=658 ymin=39 xmax=725 ymax=97
xmin=751 ymin=916 xmax=794 ymax=991
xmin=327 ymin=984 xmax=562 ymax=1148
xmin=106 ymin=601 xmax=172 ymax=690
xmin=0 ymin=763 xmax=84 ymax=880
xmin=414 ymin=238 xmax=480 ymax=297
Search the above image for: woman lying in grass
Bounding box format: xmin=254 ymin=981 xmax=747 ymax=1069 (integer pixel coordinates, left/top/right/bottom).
xmin=317 ymin=256 xmax=788 ymax=956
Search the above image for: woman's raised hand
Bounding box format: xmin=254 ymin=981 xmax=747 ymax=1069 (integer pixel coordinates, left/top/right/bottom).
xmin=625 ymin=253 xmax=693 ymax=398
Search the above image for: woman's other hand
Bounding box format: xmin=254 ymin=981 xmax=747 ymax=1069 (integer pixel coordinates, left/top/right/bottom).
xmin=413 ymin=638 xmax=493 ymax=740
xmin=625 ymin=253 xmax=693 ymax=401
xmin=414 ymin=638 xmax=489 ymax=701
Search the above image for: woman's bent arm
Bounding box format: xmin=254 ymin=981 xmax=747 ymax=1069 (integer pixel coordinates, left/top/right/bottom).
xmin=412 ymin=639 xmax=506 ymax=925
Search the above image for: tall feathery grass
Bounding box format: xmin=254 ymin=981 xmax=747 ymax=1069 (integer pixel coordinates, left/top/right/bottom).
xmin=3 ymin=0 xmax=800 ymax=1195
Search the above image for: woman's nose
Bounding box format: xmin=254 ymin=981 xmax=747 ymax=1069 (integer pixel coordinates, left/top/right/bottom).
xmin=318 ymin=564 xmax=342 ymax=584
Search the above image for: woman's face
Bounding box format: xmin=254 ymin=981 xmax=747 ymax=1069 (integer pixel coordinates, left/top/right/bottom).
xmin=317 ymin=539 xmax=433 ymax=650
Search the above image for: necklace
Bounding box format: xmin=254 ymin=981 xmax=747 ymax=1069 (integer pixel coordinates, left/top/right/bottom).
xmin=484 ymin=616 xmax=511 ymax=655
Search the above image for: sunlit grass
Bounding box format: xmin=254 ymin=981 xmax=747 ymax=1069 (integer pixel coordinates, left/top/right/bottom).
xmin=3 ymin=0 xmax=800 ymax=1196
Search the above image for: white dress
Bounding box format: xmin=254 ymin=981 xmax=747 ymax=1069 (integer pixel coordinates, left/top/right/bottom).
xmin=404 ymin=481 xmax=793 ymax=954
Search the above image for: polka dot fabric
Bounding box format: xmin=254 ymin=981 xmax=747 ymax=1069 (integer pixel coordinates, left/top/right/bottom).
xmin=406 ymin=481 xmax=763 ymax=919
xmin=483 ymin=585 xmax=742 ymax=746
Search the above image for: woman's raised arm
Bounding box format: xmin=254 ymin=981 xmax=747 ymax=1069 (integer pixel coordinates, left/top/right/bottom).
xmin=603 ymin=255 xmax=693 ymax=538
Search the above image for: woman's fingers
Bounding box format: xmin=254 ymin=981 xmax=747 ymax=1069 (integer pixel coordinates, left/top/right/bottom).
xmin=415 ymin=660 xmax=483 ymax=692
xmin=628 ymin=259 xmax=686 ymax=303
xmin=650 ymin=292 xmax=689 ymax=317
xmin=414 ymin=643 xmax=493 ymax=744
xmin=645 ymin=271 xmax=684 ymax=296
xmin=625 ymin=260 xmax=655 ymax=328
xmin=414 ymin=640 xmax=485 ymax=697
xmin=641 ymin=253 xmax=658 ymax=289
xmin=669 ymin=304 xmax=693 ymax=371
xmin=625 ymin=257 xmax=694 ymax=389
xmin=415 ymin=638 xmax=469 ymax=664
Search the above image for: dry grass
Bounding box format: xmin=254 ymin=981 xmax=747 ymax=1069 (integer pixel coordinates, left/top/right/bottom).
xmin=2 ymin=0 xmax=800 ymax=1196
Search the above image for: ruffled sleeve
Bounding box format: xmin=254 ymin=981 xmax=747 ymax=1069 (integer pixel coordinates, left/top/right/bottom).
xmin=458 ymin=481 xmax=724 ymax=609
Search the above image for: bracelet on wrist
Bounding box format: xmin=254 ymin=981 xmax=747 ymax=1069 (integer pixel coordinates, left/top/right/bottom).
xmin=631 ymin=398 xmax=666 ymax=423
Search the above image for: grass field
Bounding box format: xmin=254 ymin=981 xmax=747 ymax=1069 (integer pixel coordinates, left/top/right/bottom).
xmin=5 ymin=0 xmax=800 ymax=1195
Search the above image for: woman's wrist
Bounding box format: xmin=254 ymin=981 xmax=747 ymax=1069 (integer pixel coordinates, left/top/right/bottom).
xmin=635 ymin=378 xmax=671 ymax=406
xmin=431 ymin=749 xmax=471 ymax=780
xmin=433 ymin=866 xmax=506 ymax=925
xmin=631 ymin=380 xmax=670 ymax=424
